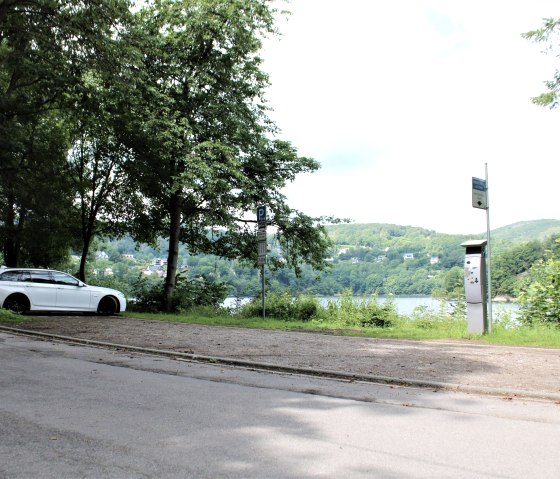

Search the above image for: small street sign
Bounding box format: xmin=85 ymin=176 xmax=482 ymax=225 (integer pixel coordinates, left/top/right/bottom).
xmin=472 ymin=177 xmax=488 ymax=209
xmin=258 ymin=254 xmax=266 ymax=265
xmin=257 ymin=205 xmax=267 ymax=224
xmin=258 ymin=242 xmax=267 ymax=256
xmin=257 ymin=230 xmax=266 ymax=242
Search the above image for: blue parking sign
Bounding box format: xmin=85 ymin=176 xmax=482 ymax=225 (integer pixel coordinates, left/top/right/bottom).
xmin=257 ymin=205 xmax=267 ymax=223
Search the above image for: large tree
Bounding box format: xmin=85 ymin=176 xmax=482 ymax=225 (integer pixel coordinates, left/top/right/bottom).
xmin=0 ymin=0 xmax=132 ymax=267
xmin=109 ymin=0 xmax=332 ymax=310
xmin=67 ymin=111 xmax=141 ymax=281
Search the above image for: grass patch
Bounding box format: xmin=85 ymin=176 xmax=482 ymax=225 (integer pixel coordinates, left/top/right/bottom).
xmin=0 ymin=308 xmax=28 ymax=323
xmin=124 ymin=296 xmax=560 ymax=348
xmin=482 ymin=322 xmax=560 ymax=348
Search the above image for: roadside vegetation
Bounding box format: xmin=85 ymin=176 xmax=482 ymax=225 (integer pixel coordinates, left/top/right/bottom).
xmin=0 ymin=309 xmax=19 ymax=322
xmin=122 ymin=286 xmax=560 ymax=348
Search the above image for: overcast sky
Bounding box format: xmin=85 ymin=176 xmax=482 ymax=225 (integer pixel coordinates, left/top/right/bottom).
xmin=261 ymin=0 xmax=560 ymax=235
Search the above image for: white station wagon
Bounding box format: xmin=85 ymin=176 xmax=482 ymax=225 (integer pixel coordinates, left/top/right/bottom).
xmin=0 ymin=267 xmax=126 ymax=315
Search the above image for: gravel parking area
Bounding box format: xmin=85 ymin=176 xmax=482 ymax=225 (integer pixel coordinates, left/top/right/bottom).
xmin=2 ymin=315 xmax=560 ymax=399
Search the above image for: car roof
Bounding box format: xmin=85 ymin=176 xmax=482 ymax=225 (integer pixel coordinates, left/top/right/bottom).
xmin=0 ymin=267 xmax=65 ymax=273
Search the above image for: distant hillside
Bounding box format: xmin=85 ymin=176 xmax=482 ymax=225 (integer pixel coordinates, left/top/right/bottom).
xmin=94 ymin=219 xmax=559 ymax=297
xmin=487 ymin=219 xmax=560 ymax=242
xmin=325 ymin=223 xmax=473 ymax=245
xmin=325 ymin=220 xmax=560 ymax=247
xmin=324 ymin=220 xmax=560 ymax=261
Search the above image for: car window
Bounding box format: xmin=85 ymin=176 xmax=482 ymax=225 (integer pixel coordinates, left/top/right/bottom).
xmin=30 ymin=270 xmax=54 ymax=284
xmin=51 ymin=271 xmax=79 ymax=286
xmin=20 ymin=271 xmax=32 ymax=282
xmin=0 ymin=270 xmax=21 ymax=281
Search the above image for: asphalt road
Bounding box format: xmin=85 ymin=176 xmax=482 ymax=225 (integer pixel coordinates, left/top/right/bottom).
xmin=4 ymin=315 xmax=560 ymax=399
xmin=2 ymin=332 xmax=560 ymax=478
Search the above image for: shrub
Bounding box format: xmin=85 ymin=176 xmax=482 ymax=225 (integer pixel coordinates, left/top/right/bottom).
xmin=517 ymin=255 xmax=560 ymax=325
xmin=88 ymin=275 xmax=132 ymax=297
xmin=325 ymin=290 xmax=398 ymax=327
xmin=240 ymin=292 xmax=320 ymax=321
xmin=407 ymin=300 xmax=467 ymax=334
xmin=129 ymin=275 xmax=228 ymax=313
xmin=293 ymin=295 xmax=320 ymax=321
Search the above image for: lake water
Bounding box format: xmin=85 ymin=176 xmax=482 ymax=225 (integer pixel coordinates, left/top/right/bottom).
xmin=319 ymin=296 xmax=519 ymax=317
xmin=225 ymin=296 xmax=519 ymax=318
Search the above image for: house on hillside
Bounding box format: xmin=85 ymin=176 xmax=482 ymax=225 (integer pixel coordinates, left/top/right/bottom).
xmin=403 ymin=253 xmax=414 ymax=261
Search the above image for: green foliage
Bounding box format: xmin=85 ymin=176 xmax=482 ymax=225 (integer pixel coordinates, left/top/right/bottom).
xmin=129 ymin=275 xmax=228 ymax=313
xmin=523 ymin=19 xmax=560 ymax=108
xmin=439 ymin=266 xmax=464 ymax=297
xmin=0 ymin=0 xmax=132 ymax=268
xmin=409 ymin=299 xmax=466 ymax=332
xmin=485 ymin=321 xmax=560 ymax=348
xmin=492 ymin=240 xmax=544 ymax=295
xmin=93 ymin=218 xmax=560 ymax=302
xmin=124 ymin=292 xmax=560 ymax=347
xmin=100 ymin=0 xmax=332 ymax=309
xmin=1 ymin=1 xmax=332 ymax=307
xmin=241 ymin=292 xmax=320 ymax=321
xmin=490 ymin=220 xmax=560 ymax=242
xmin=516 ymin=252 xmax=560 ymax=325
xmin=322 ymin=290 xmax=399 ymax=327
xmin=0 ymin=308 xmax=19 ymax=322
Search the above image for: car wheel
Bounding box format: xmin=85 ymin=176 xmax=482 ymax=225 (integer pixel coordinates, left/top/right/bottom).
xmin=97 ymin=296 xmax=118 ymax=315
xmin=3 ymin=294 xmax=30 ymax=314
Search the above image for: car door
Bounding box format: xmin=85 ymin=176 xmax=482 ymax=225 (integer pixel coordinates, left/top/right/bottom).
xmin=51 ymin=271 xmax=92 ymax=310
xmin=25 ymin=270 xmax=58 ymax=309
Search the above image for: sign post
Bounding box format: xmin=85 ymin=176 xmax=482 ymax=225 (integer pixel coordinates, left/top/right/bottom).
xmin=257 ymin=205 xmax=267 ymax=319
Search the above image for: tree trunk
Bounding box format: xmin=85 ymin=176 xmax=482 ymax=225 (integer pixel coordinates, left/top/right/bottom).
xmin=79 ymin=231 xmax=93 ymax=282
xmin=3 ymin=195 xmax=19 ymax=266
xmin=164 ymin=192 xmax=182 ymax=311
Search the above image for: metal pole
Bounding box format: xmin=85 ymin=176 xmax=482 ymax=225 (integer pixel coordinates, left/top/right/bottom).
xmin=261 ymin=264 xmax=265 ymax=320
xmin=485 ymin=163 xmax=492 ymax=333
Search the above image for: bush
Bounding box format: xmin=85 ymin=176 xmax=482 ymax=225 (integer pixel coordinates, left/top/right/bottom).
xmin=88 ymin=275 xmax=132 ymax=296
xmin=240 ymin=292 xmax=320 ymax=321
xmin=293 ymin=295 xmax=320 ymax=321
xmin=324 ymin=290 xmax=398 ymax=327
xmin=517 ymin=255 xmax=560 ymax=325
xmin=129 ymin=275 xmax=228 ymax=313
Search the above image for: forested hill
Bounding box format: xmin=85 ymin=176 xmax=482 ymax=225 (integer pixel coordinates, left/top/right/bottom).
xmin=325 ymin=223 xmax=473 ymax=254
xmin=487 ymin=219 xmax=560 ymax=242
xmin=325 ymin=219 xmax=560 ymax=254
xmin=95 ymin=219 xmax=560 ymax=297
xmin=326 ymin=219 xmax=560 ymax=245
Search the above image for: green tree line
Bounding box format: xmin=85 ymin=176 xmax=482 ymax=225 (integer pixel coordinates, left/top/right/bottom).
xmin=86 ymin=223 xmax=560 ymax=299
xmin=0 ymin=0 xmax=334 ymax=310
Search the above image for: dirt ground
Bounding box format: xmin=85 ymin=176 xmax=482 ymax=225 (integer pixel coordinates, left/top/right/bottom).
xmin=2 ymin=314 xmax=560 ymax=399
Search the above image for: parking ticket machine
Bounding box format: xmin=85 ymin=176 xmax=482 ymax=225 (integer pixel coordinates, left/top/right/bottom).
xmin=461 ymin=240 xmax=488 ymax=334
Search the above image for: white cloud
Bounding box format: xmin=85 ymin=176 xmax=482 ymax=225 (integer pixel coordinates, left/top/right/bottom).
xmin=262 ymin=0 xmax=560 ymax=234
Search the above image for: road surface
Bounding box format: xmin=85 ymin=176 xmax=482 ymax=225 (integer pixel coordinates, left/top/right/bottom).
xmin=1 ymin=332 xmax=559 ymax=478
